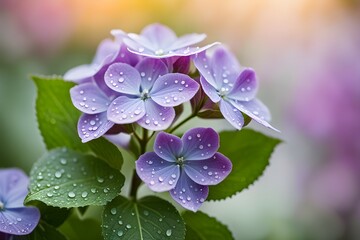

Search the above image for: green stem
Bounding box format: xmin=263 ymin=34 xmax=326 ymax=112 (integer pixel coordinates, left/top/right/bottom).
xmin=168 ymin=113 xmax=197 ymax=134
xmin=129 ymin=128 xmax=148 ymax=200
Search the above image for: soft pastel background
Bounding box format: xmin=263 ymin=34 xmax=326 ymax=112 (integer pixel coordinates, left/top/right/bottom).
xmin=1 ymin=0 xmax=359 ymax=239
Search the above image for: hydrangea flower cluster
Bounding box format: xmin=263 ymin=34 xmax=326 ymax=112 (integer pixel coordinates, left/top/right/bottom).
xmin=65 ymin=23 xmax=277 ymax=211
xmin=0 ymin=169 xmax=40 ymax=238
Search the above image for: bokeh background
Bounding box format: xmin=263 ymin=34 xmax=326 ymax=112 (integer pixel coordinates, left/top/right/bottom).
xmin=1 ymin=0 xmax=359 ymax=239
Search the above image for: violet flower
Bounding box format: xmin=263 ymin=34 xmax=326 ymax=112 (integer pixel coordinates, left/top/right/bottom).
xmin=136 ymin=128 xmax=232 ymax=211
xmin=112 ymin=23 xmax=219 ymax=58
xmin=104 ymin=58 xmax=199 ymax=131
xmin=0 ymin=169 xmax=40 ymax=237
xmin=70 ymin=82 xmax=116 ymax=143
xmin=194 ymin=46 xmax=278 ymax=131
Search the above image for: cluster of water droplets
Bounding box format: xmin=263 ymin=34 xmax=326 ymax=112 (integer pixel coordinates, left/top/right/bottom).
xmin=0 ymin=218 xmax=34 ymax=235
xmin=160 ymin=79 xmax=190 ymax=106
xmin=29 ymin=148 xmax=121 ymax=207
xmin=78 ymin=88 xmax=110 ymax=113
xmin=80 ymin=114 xmax=108 ymax=140
xmin=103 ymin=202 xmax=179 ymax=239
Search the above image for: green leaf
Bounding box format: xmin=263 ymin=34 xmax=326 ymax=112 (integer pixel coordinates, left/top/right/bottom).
xmin=32 ymin=75 xmax=123 ymax=170
xmin=208 ymin=129 xmax=281 ymax=200
xmin=183 ymin=211 xmax=233 ymax=240
xmin=102 ymin=196 xmax=186 ymax=240
xmin=28 ymin=201 xmax=71 ymax=227
xmin=59 ymin=209 xmax=102 ymax=240
xmin=13 ymin=221 xmax=68 ymax=240
xmin=26 ymin=148 xmax=125 ymax=208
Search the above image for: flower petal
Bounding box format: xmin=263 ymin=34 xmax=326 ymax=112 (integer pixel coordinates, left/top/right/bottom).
xmin=77 ymin=112 xmax=114 ymax=143
xmin=181 ymin=128 xmax=219 ymax=160
xmin=173 ymin=56 xmax=191 ymax=74
xmin=140 ymin=23 xmax=177 ymax=50
xmin=184 ymin=153 xmax=232 ymax=186
xmin=136 ymin=152 xmax=180 ymax=192
xmin=136 ymin=58 xmax=168 ymax=90
xmin=170 ymin=171 xmax=208 ymax=212
xmin=219 ymin=99 xmax=244 ymax=129
xmin=231 ymin=99 xmax=279 ymax=131
xmin=70 ymin=83 xmax=111 ymax=114
xmin=0 ymin=169 xmax=29 ymax=208
xmin=0 ymin=207 xmax=40 ymax=235
xmin=137 ymin=99 xmax=175 ymax=131
xmin=227 ymin=68 xmax=258 ymax=101
xmin=210 ymin=46 xmax=241 ymax=87
xmin=92 ymin=39 xmax=120 ymax=66
xmin=193 ymin=51 xmax=217 ymax=88
xmin=169 ymin=33 xmax=206 ymax=50
xmin=107 ymin=96 xmax=145 ymax=124
xmin=151 ymin=73 xmax=199 ymax=107
xmin=200 ymin=76 xmax=221 ymax=103
xmin=154 ymin=132 xmax=183 ymax=162
xmin=63 ymin=64 xmax=95 ymax=83
xmin=104 ymin=63 xmax=141 ymax=95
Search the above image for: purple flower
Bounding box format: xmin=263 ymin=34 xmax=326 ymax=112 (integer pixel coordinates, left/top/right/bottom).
xmin=69 ymin=43 xmax=140 ymax=143
xmin=0 ymin=169 xmax=40 ymax=237
xmin=112 ymin=23 xmax=219 ymax=58
xmin=70 ymin=82 xmax=116 ymax=143
xmin=136 ymin=128 xmax=232 ymax=211
xmin=194 ymin=46 xmax=278 ymax=131
xmin=104 ymin=58 xmax=199 ymax=131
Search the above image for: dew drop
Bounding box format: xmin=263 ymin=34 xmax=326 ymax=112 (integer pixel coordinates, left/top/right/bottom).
xmin=110 ymin=208 xmax=117 ymax=215
xmin=117 ymin=230 xmax=123 ymax=237
xmin=166 ymin=229 xmax=172 ymax=236
xmin=54 ymin=171 xmax=62 ymax=178
xmin=60 ymin=158 xmax=67 ymax=165
xmin=68 ymin=192 xmax=76 ymax=198
xmin=126 ymin=224 xmax=132 ymax=229
xmin=81 ymin=192 xmax=88 ymax=198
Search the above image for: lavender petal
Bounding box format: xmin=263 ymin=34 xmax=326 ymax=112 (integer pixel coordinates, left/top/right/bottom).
xmin=137 ymin=99 xmax=175 ymax=131
xmin=70 ymin=83 xmax=110 ymax=114
xmin=184 ymin=153 xmax=232 ymax=186
xmin=136 ymin=152 xmax=180 ymax=192
xmin=0 ymin=207 xmax=40 ymax=235
xmin=154 ymin=132 xmax=183 ymax=162
xmin=0 ymin=169 xmax=29 ymax=208
xmin=104 ymin=63 xmax=142 ymax=95
xmin=151 ymin=73 xmax=199 ymax=107
xmin=77 ymin=112 xmax=114 ymax=143
xmin=200 ymin=76 xmax=221 ymax=103
xmin=231 ymin=98 xmax=279 ymax=132
xmin=227 ymin=68 xmax=258 ymax=101
xmin=170 ymin=171 xmax=208 ymax=212
xmin=181 ymin=128 xmax=219 ymax=161
xmin=107 ymin=96 xmax=145 ymax=124
xmin=219 ymin=99 xmax=244 ymax=129
xmin=135 ymin=58 xmax=168 ymax=90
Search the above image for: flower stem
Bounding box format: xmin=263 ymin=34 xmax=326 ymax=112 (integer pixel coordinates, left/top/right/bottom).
xmin=168 ymin=113 xmax=197 ymax=134
xmin=129 ymin=128 xmax=148 ymax=200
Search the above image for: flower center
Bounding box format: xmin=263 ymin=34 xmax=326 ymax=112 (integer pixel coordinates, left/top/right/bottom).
xmin=0 ymin=200 xmax=4 ymax=210
xmin=218 ymin=87 xmax=229 ymax=97
xmin=155 ymin=49 xmax=164 ymax=56
xmin=176 ymin=156 xmax=185 ymax=167
xmin=140 ymin=89 xmax=150 ymax=100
